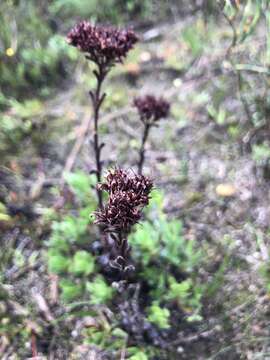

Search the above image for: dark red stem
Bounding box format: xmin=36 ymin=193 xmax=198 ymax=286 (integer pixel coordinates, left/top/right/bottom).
xmin=90 ymin=65 xmax=107 ymax=208
xmin=138 ymin=123 xmax=151 ymax=175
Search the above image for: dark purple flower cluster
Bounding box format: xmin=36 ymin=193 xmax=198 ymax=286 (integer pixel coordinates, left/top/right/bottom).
xmin=95 ymin=169 xmax=153 ymax=234
xmin=67 ymin=21 xmax=138 ymax=67
xmin=134 ymin=95 xmax=170 ymax=124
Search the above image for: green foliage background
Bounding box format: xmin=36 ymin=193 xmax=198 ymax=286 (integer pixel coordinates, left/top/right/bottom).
xmin=0 ymin=0 xmax=159 ymax=101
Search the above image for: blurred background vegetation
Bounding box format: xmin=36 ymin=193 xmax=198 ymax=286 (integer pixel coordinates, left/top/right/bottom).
xmin=0 ymin=0 xmax=183 ymax=155
xmin=2 ymin=0 xmax=270 ymax=358
xmin=0 ymin=0 xmax=173 ymax=102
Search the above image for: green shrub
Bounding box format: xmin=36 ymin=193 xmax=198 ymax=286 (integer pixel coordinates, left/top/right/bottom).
xmin=0 ymin=1 xmax=77 ymax=98
xmin=59 ymin=279 xmax=83 ymax=302
xmin=45 ymin=168 xmax=225 ymax=359
xmin=147 ymin=303 xmax=170 ymax=329
xmin=69 ymin=251 xmax=95 ymax=276
xmin=130 ymin=192 xmax=204 ymax=322
xmin=86 ymin=275 xmax=114 ymax=305
xmin=252 ymin=143 xmax=270 ymax=165
xmin=49 ymin=0 xmax=155 ymax=25
xmin=129 ymin=351 xmax=149 ymax=360
xmin=47 ymin=171 xmax=100 ymax=302
xmin=48 ymin=181 xmax=205 ymax=324
xmin=48 ymin=251 xmax=71 ymax=274
xmin=0 ymin=98 xmax=44 ymax=153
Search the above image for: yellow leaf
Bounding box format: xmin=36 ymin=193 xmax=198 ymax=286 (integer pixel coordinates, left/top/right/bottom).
xmin=6 ymin=48 xmax=15 ymax=57
xmin=125 ymin=63 xmax=140 ymax=75
xmin=0 ymin=213 xmax=11 ymax=221
xmin=216 ymin=184 xmax=236 ymax=197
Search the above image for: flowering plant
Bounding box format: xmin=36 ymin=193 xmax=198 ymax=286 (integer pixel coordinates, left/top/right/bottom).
xmin=94 ymin=168 xmax=153 ymax=272
xmin=67 ymin=22 xmax=138 ymax=209
xmin=67 ymin=21 xmax=138 ymax=69
xmin=134 ymin=95 xmax=170 ymax=125
xmin=134 ymin=95 xmax=170 ymax=174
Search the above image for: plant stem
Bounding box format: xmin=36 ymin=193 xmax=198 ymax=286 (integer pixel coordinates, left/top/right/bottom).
xmin=138 ymin=123 xmax=151 ymax=175
xmin=220 ymin=5 xmax=254 ymax=134
xmin=90 ymin=65 xmax=107 ymax=208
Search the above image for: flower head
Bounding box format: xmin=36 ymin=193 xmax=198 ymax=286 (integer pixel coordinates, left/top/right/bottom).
xmin=67 ymin=21 xmax=138 ymax=67
xmin=95 ymin=168 xmax=153 ymax=234
xmin=134 ymin=95 xmax=170 ymax=124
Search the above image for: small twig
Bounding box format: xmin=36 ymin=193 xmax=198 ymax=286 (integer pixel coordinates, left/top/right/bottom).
xmin=118 ymin=116 xmax=138 ymax=138
xmin=61 ymin=107 xmax=134 ymax=189
xmin=49 ymin=274 xmax=59 ymax=305
xmin=236 ymin=70 xmax=253 ymax=126
xmin=234 ymin=63 xmax=270 ymax=75
xmin=219 ymin=2 xmax=253 ymax=128
xmin=172 ymin=327 xmax=218 ymax=346
xmin=120 ymin=344 xmax=127 ymax=360
xmin=31 ymin=330 xmax=38 ymax=359
xmin=101 ymin=105 xmax=134 ymax=125
xmin=29 ymin=172 xmax=46 ymax=200
xmin=220 ymin=5 xmax=237 ymax=57
xmin=33 ymin=293 xmax=54 ymax=323
xmin=0 ymin=336 xmax=9 ymax=356
xmin=48 ymin=333 xmax=58 ymax=360
xmin=61 ymin=113 xmax=91 ymax=186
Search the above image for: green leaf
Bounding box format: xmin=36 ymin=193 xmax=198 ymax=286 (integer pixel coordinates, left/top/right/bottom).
xmin=252 ymin=144 xmax=270 ymax=164
xmin=0 ymin=202 xmax=8 ymax=214
xmin=129 ymin=351 xmax=149 ymax=360
xmin=63 ymin=171 xmax=96 ymax=203
xmin=167 ymin=278 xmax=192 ymax=301
xmin=86 ymin=276 xmax=114 ymax=305
xmin=147 ymin=303 xmax=170 ymax=329
xmin=0 ymin=213 xmax=11 ymax=221
xmin=182 ymin=23 xmax=203 ymax=57
xmin=111 ymin=328 xmax=128 ymax=339
xmin=60 ymin=279 xmax=83 ymax=302
xmin=187 ymin=313 xmax=203 ymax=323
xmin=50 ymin=215 xmax=89 ymax=244
xmin=69 ymin=250 xmax=95 ymax=276
xmin=129 ymin=222 xmax=159 ymax=265
xmin=48 ymin=252 xmax=70 ymax=274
